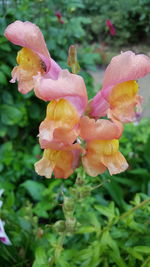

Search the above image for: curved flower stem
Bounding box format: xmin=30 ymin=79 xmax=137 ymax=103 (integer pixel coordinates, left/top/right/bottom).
xmin=119 ymin=197 xmax=150 ymax=221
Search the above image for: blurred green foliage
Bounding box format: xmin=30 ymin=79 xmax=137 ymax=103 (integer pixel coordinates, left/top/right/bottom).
xmin=1 ymin=0 xmax=150 ymax=266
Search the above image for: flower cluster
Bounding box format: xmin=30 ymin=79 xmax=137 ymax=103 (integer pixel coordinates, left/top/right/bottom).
xmin=4 ymin=20 xmax=150 ymax=179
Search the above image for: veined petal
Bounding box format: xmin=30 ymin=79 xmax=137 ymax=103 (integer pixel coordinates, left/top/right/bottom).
xmin=34 ymin=69 xmax=88 ymax=115
xmin=79 ymin=116 xmax=123 ymax=141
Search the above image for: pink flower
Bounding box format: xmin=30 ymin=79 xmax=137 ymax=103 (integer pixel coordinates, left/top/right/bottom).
xmin=4 ymin=20 xmax=61 ymax=94
xmin=0 ymin=219 xmax=11 ymax=245
xmin=80 ymin=116 xmax=128 ymax=176
xmin=89 ymin=51 xmax=150 ymax=123
xmin=106 ymin=20 xmax=116 ymax=36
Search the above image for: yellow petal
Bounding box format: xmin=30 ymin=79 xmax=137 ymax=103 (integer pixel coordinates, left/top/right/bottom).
xmin=17 ymin=47 xmax=45 ymax=74
xmin=109 ymin=80 xmax=138 ymax=108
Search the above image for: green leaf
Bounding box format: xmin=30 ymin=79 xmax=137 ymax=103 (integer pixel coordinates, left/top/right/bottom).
xmin=1 ymin=104 xmax=23 ymax=125
xmin=134 ymin=246 xmax=150 ymax=254
xmin=0 ymin=71 xmax=7 ymax=85
xmin=32 ymin=247 xmax=48 ymax=267
xmin=21 ymin=180 xmax=46 ymax=201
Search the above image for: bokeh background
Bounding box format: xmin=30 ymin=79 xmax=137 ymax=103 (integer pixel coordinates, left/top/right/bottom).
xmin=1 ymin=0 xmax=150 ymax=266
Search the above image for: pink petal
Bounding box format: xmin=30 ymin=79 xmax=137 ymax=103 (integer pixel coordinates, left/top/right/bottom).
xmin=79 ymin=116 xmax=123 ymax=141
xmin=4 ymin=20 xmax=50 ymax=62
xmin=34 ymin=70 xmax=88 ymax=115
xmin=4 ymin=20 xmax=62 ymax=77
xmin=89 ymin=90 xmax=109 ymax=118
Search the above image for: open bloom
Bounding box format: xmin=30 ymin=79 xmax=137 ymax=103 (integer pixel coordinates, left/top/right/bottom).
xmin=89 ymin=51 xmax=150 ymax=123
xmin=35 ymin=144 xmax=82 ymax=179
xmin=80 ymin=116 xmax=128 ymax=176
xmin=4 ymin=20 xmax=61 ymax=94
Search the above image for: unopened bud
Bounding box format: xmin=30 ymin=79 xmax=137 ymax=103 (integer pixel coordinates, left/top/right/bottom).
xmin=53 ymin=220 xmax=66 ymax=233
xmin=68 ymin=45 xmax=80 ymax=74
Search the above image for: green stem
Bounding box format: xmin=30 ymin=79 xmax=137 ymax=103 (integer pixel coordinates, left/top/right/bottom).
xmin=119 ymin=197 xmax=150 ymax=220
xmin=49 ymin=233 xmax=66 ymax=267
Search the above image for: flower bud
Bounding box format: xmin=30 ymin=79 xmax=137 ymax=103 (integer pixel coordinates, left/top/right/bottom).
xmin=53 ymin=220 xmax=66 ymax=233
xmin=65 ymin=217 xmax=76 ymax=233
xmin=68 ymin=45 xmax=80 ymax=74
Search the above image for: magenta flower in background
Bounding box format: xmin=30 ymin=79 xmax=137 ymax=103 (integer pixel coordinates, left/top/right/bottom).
xmin=55 ymin=11 xmax=64 ymax=24
xmin=0 ymin=190 xmax=11 ymax=245
xmin=106 ymin=19 xmax=116 ymax=36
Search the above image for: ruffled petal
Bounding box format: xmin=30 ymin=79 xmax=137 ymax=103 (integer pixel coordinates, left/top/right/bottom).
xmin=35 ymin=146 xmax=82 ymax=179
xmin=82 ymin=139 xmax=128 ymax=176
xmin=82 ymin=154 xmax=106 ymax=177
xmin=34 ymin=70 xmax=88 ymax=115
xmin=79 ymin=116 xmax=123 ymax=141
xmin=101 ymin=151 xmax=128 ymax=175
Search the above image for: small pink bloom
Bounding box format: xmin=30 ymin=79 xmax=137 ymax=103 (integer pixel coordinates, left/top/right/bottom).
xmin=106 ymin=19 xmax=116 ymax=36
xmin=34 ymin=69 xmax=88 ymax=115
xmin=89 ymin=51 xmax=150 ymax=123
xmin=4 ymin=20 xmax=61 ymax=94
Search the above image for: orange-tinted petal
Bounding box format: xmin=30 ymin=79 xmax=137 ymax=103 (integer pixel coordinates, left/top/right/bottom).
xmin=101 ymin=151 xmax=128 ymax=175
xmin=79 ymin=116 xmax=123 ymax=141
